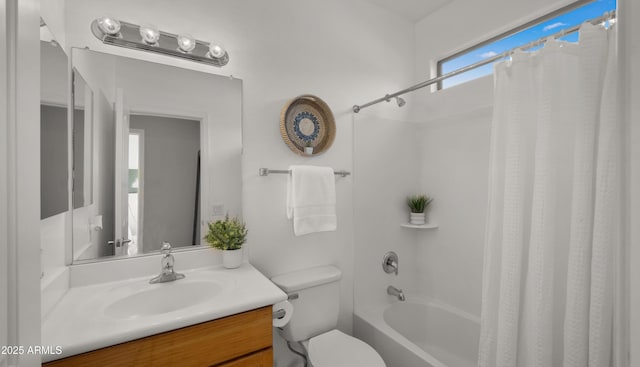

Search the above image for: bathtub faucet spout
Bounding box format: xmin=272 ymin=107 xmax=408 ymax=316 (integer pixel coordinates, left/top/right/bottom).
xmin=387 ymin=285 xmax=405 ymax=301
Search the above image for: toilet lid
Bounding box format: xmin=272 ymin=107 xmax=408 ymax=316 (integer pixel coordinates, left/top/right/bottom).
xmin=308 ymin=329 xmax=386 ymax=367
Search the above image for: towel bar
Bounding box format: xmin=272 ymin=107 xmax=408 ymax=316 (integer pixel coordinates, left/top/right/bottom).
xmin=259 ymin=168 xmax=350 ymax=177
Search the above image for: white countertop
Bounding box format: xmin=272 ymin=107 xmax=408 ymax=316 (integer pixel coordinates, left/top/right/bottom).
xmin=41 ymin=263 xmax=287 ymax=362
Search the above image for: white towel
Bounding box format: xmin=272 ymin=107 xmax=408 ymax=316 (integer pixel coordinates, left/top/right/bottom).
xmin=286 ymin=165 xmax=337 ymax=236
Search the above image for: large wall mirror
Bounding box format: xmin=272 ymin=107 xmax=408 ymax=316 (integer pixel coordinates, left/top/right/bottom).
xmin=71 ymin=48 xmax=242 ymax=263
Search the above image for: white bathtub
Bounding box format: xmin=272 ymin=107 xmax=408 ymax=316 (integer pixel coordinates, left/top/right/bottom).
xmin=354 ymin=297 xmax=480 ymax=367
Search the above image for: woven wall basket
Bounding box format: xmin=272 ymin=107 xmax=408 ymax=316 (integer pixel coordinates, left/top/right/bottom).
xmin=280 ymin=95 xmax=336 ymax=156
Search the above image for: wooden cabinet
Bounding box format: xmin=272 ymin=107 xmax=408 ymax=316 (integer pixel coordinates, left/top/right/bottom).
xmin=44 ymin=306 xmax=273 ymax=367
xmin=216 ymin=348 xmax=273 ymax=367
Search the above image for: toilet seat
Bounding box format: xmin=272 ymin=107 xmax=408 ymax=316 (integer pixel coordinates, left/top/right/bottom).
xmin=307 ymin=329 xmax=386 ymax=367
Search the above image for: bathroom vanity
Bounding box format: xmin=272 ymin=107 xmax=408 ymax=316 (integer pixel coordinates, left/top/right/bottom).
xmin=41 ymin=264 xmax=286 ymax=366
xmin=43 ymin=307 xmax=272 ymax=366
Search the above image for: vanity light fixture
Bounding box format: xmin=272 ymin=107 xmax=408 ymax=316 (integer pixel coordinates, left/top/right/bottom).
xmin=176 ymin=34 xmax=196 ymax=53
xmin=91 ymin=17 xmax=230 ymax=67
xmin=139 ymin=24 xmax=160 ymax=46
xmin=208 ymin=43 xmax=226 ymax=59
xmin=96 ymin=16 xmax=121 ymax=36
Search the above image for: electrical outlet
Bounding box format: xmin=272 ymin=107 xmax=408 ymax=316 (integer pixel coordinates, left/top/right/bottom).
xmin=211 ymin=204 xmax=225 ymax=216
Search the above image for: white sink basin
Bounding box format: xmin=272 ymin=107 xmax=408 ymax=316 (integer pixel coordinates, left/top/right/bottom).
xmin=105 ymin=280 xmax=224 ymax=319
xmin=42 ymin=263 xmax=288 ymax=362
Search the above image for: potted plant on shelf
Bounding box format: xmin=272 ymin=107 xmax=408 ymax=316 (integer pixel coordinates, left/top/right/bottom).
xmin=304 ymin=140 xmax=314 ymax=155
xmin=205 ymin=215 xmax=248 ymax=269
xmin=407 ymin=195 xmax=433 ymax=225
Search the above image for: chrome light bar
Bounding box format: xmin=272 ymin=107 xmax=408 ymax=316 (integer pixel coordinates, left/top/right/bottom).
xmin=91 ymin=18 xmax=229 ymax=67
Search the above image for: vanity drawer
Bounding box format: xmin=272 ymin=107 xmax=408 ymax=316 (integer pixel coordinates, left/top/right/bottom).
xmin=215 ymin=347 xmax=273 ymax=367
xmin=44 ymin=306 xmax=273 ymax=367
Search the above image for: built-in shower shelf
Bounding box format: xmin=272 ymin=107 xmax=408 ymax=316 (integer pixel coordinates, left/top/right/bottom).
xmin=400 ymin=223 xmax=439 ymax=229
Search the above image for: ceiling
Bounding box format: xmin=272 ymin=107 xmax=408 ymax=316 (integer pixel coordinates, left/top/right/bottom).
xmin=363 ymin=0 xmax=453 ymax=23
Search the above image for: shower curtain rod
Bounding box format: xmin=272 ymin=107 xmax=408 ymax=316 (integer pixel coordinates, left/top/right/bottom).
xmin=352 ymin=10 xmax=616 ymax=114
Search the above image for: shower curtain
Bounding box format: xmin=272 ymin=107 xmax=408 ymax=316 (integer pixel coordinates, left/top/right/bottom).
xmin=478 ymin=23 xmax=620 ymax=367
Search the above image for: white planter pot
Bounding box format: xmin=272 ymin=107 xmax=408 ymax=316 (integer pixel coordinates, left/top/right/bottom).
xmin=222 ymin=248 xmax=243 ymax=269
xmin=410 ymin=212 xmax=426 ymax=225
xmin=304 ymin=147 xmax=314 ymax=155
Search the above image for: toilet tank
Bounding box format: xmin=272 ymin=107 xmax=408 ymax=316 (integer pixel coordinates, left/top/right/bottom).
xmin=271 ymin=265 xmax=342 ymax=342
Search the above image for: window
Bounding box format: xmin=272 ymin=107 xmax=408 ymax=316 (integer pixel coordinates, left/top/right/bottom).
xmin=437 ymin=0 xmax=616 ymax=90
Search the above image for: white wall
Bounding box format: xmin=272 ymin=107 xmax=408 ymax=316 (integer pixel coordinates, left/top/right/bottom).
xmin=5 ymin=0 xmax=42 ymax=366
xmin=59 ymin=1 xmax=415 ymax=365
xmin=40 ymin=40 xmax=67 ymax=105
xmin=0 ymin=1 xmax=8 ymax=364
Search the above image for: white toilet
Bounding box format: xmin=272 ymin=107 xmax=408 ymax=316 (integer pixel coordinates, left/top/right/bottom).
xmin=271 ymin=265 xmax=386 ymax=367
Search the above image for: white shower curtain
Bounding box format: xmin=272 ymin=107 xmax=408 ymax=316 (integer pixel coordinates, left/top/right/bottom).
xmin=478 ymin=23 xmax=620 ymax=367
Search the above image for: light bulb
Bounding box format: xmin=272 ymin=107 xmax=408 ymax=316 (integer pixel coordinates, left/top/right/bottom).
xmin=208 ymin=43 xmax=226 ymax=59
xmin=97 ymin=16 xmax=121 ymax=36
xmin=177 ymin=34 xmax=196 ymax=53
xmin=139 ymin=24 xmax=159 ymax=45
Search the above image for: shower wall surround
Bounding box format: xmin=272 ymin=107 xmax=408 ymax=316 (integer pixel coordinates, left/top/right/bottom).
xmin=353 ymin=115 xmax=422 ymax=308
xmin=352 ymin=108 xmax=491 ymax=318
xmin=415 ymin=111 xmax=491 ymax=316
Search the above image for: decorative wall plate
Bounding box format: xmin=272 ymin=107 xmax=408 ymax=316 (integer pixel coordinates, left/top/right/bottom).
xmin=280 ymin=95 xmax=336 ymax=156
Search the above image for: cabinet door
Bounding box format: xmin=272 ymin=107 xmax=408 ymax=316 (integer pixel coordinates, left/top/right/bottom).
xmin=216 ymin=348 xmax=273 ymax=367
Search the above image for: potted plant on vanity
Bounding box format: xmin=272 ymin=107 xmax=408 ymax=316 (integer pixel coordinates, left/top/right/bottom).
xmin=205 ymin=215 xmax=248 ymax=269
xmin=407 ymin=194 xmax=433 ymax=225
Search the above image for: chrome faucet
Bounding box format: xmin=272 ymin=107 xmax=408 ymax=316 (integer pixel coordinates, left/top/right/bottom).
xmin=387 ymin=285 xmax=406 ymax=301
xmin=149 ymin=242 xmax=185 ymax=284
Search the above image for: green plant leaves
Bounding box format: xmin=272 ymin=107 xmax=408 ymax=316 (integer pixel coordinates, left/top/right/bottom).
xmin=407 ymin=195 xmax=433 ymax=213
xmin=204 ymin=215 xmax=248 ymax=250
